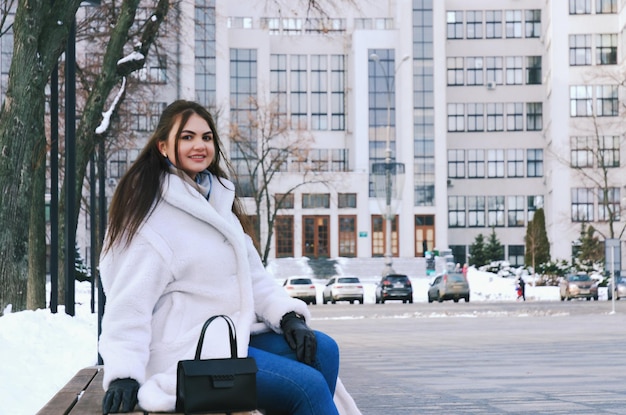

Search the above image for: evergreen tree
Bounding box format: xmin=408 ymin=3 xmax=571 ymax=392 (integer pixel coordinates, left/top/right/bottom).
xmin=469 ymin=233 xmax=488 ymax=267
xmin=485 ymin=228 xmax=504 ymax=263
xmin=524 ymin=208 xmax=550 ymax=270
xmin=577 ymin=223 xmax=604 ymax=267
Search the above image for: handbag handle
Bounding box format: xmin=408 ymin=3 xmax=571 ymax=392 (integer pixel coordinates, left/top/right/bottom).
xmin=194 ymin=315 xmax=238 ymax=360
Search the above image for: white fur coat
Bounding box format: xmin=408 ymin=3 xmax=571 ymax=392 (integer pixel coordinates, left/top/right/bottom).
xmin=99 ymin=173 xmax=312 ymax=412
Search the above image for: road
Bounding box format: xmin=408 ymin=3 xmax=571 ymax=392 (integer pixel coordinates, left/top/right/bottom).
xmin=309 ymin=300 xmax=626 ymax=415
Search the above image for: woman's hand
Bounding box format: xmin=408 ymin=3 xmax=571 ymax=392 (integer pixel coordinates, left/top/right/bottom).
xmin=102 ymin=378 xmax=139 ymax=414
xmin=280 ymin=311 xmax=317 ymax=365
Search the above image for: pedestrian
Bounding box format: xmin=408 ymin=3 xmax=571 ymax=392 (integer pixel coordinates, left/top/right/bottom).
xmin=517 ymin=275 xmax=526 ymax=301
xmin=98 ymin=100 xmax=345 ymax=414
xmin=462 ymin=263 xmax=468 ymax=278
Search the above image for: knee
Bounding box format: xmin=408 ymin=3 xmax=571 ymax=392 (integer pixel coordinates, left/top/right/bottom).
xmin=314 ymin=330 xmax=339 ymax=357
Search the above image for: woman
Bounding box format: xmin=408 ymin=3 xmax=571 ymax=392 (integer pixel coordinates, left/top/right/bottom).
xmin=99 ymin=100 xmax=340 ymax=414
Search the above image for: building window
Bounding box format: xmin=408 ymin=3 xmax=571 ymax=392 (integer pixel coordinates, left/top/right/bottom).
xmin=526 ymin=56 xmax=542 ymax=84
xmin=571 ymin=188 xmax=594 ymax=222
xmin=569 ymin=34 xmax=592 ymax=66
xmin=448 ymin=196 xmax=466 ymax=228
xmin=596 ymin=34 xmax=617 ymax=65
xmin=596 ymin=85 xmax=618 ymax=116
xmin=525 ymin=10 xmax=541 ymax=38
xmin=508 ymin=196 xmax=525 ymax=227
xmin=302 ymin=193 xmax=330 ymax=208
xmin=508 ymin=245 xmax=525 ymax=267
xmin=275 ymin=216 xmax=294 ymax=257
xmin=448 ymin=149 xmax=465 ymax=178
xmin=487 ymin=149 xmax=505 ymax=178
xmin=415 ymin=215 xmax=435 ymax=256
xmin=447 ymin=103 xmax=465 ymax=132
xmin=447 ymin=57 xmax=464 ymax=86
xmin=467 ymin=103 xmax=484 ymax=132
xmin=270 ymin=54 xmax=287 ymax=122
xmin=466 ymin=57 xmax=484 ymax=85
xmin=338 ymin=193 xmax=357 ymax=208
xmin=109 ymin=149 xmax=139 ymax=179
xmin=310 ymin=54 xmax=328 ymax=130
xmin=570 ymin=85 xmax=593 ymax=117
xmin=570 ymin=136 xmax=594 ymax=167
xmin=486 ymin=103 xmax=504 ymax=131
xmin=338 ymin=216 xmax=357 ymax=257
xmin=446 ymin=11 xmax=464 ymax=39
xmin=290 ymin=54 xmax=307 ymax=129
xmin=488 ymin=196 xmax=505 ymax=227
xmin=526 ymin=102 xmax=543 ymax=131
xmin=527 ymin=149 xmax=543 ymax=177
xmin=506 ymin=102 xmax=524 ymax=131
xmin=505 ymin=56 xmax=523 ymax=85
xmin=527 ymin=195 xmax=544 ymax=222
xmin=505 ymin=10 xmax=522 ymax=38
xmin=570 ymin=0 xmax=591 ymax=14
xmin=596 ymin=0 xmax=617 ymax=13
xmin=283 ymin=18 xmax=303 ymax=35
xmin=485 ymin=10 xmax=502 ymax=39
xmin=468 ymin=196 xmax=485 ymax=227
xmin=274 ymin=193 xmax=294 ymax=209
xmin=598 ymin=187 xmax=620 ymax=221
xmin=466 ymin=10 xmax=483 ymax=39
xmin=330 ymin=54 xmax=346 ymax=131
xmin=507 ymin=149 xmax=524 ymax=177
xmin=485 ymin=56 xmax=503 ymax=85
xmin=599 ymin=136 xmax=620 ymax=167
xmin=331 ymin=148 xmax=349 ymax=172
xmin=468 ymin=149 xmax=485 ymax=178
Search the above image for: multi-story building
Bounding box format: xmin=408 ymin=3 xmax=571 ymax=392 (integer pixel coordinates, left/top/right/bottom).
xmin=2 ymin=0 xmax=623 ymax=274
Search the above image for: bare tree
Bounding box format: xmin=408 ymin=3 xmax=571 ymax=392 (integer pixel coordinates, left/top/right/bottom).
xmin=229 ymin=97 xmax=332 ymax=264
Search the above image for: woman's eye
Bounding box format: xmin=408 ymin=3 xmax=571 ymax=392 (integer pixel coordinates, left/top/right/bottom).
xmin=181 ymin=134 xmax=192 ymax=140
xmin=203 ymin=134 xmax=213 ymax=141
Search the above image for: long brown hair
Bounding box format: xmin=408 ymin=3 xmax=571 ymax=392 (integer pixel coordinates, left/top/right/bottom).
xmin=103 ymin=100 xmax=250 ymax=252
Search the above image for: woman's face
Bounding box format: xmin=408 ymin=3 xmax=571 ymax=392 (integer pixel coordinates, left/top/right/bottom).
xmin=159 ymin=113 xmax=215 ymax=180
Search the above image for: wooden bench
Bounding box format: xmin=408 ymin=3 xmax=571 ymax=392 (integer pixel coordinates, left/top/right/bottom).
xmin=37 ymin=366 xmax=262 ymax=415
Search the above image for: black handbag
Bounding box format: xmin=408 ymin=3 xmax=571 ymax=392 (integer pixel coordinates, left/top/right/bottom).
xmin=176 ymin=315 xmax=258 ymax=414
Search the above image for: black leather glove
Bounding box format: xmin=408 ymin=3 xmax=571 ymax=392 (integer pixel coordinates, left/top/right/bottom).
xmin=102 ymin=378 xmax=139 ymax=414
xmin=280 ymin=311 xmax=317 ymax=366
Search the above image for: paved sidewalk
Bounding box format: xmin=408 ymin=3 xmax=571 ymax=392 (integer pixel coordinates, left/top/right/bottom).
xmin=313 ymin=304 xmax=626 ymax=414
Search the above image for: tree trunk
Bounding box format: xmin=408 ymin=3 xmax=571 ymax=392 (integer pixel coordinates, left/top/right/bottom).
xmin=27 ymin=145 xmax=47 ymax=310
xmin=0 ymin=1 xmax=82 ymax=314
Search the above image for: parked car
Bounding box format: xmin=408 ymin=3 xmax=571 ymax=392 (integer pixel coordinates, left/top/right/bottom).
xmin=322 ymin=277 xmax=364 ymax=304
xmin=559 ymin=273 xmax=598 ymax=301
xmin=607 ymin=275 xmax=626 ymax=300
xmin=427 ymin=272 xmax=470 ymax=303
xmin=375 ymin=274 xmax=413 ymax=304
xmin=283 ymin=277 xmax=317 ymax=305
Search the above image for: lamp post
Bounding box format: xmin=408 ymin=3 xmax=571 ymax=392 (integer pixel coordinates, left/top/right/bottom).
xmin=369 ymin=52 xmax=409 ymax=276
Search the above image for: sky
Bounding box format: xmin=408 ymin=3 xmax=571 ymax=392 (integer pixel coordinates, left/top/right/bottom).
xmin=0 ymin=267 xmax=570 ymax=415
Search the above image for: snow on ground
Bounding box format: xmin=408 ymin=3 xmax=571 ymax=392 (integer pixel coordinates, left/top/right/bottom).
xmin=0 ymin=268 xmax=562 ymax=414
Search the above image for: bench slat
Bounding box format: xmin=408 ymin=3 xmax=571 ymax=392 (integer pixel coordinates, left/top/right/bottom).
xmin=36 ymin=367 xmax=100 ymax=415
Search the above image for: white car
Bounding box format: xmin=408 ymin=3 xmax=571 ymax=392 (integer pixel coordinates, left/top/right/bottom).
xmin=283 ymin=277 xmax=317 ymax=305
xmin=322 ymin=277 xmax=364 ymax=304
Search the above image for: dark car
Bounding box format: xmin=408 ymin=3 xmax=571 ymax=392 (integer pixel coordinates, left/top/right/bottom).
xmin=375 ymin=274 xmax=413 ymax=303
xmin=427 ymin=272 xmax=470 ymax=303
xmin=559 ymin=273 xmax=598 ymax=301
xmin=608 ymin=276 xmax=626 ymax=300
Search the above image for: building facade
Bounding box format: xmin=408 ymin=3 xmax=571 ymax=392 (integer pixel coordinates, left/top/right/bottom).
xmin=1 ymin=0 xmax=622 ymax=272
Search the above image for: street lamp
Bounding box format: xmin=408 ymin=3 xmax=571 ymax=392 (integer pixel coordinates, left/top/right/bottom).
xmin=369 ymin=52 xmax=409 ymax=276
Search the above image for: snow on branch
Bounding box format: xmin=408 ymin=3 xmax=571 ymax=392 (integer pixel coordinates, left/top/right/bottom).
xmin=95 ymin=77 xmax=127 ymax=135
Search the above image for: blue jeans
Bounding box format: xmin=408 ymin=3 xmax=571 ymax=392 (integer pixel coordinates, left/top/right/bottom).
xmin=248 ymin=330 xmax=340 ymax=415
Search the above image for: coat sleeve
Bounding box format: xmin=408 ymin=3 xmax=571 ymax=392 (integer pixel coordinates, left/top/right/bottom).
xmin=244 ymin=236 xmax=311 ymax=332
xmin=98 ymin=232 xmax=173 ymax=389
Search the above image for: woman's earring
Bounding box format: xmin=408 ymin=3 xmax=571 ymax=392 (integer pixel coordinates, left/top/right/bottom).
xmin=162 ymin=153 xmax=168 ymax=158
